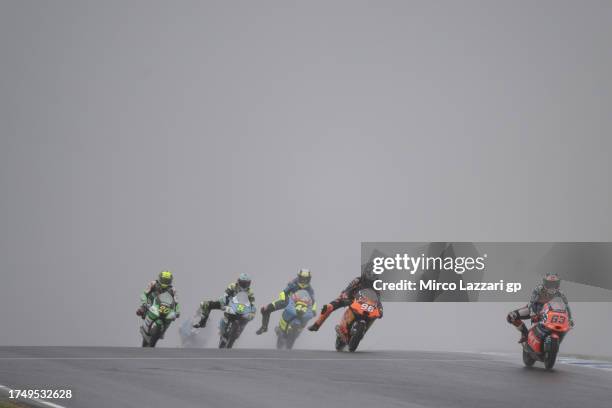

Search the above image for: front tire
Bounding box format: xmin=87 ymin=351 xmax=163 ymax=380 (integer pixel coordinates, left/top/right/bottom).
xmin=544 ymin=336 xmax=559 ymax=370
xmin=276 ymin=332 xmax=285 ymax=350
xmin=544 ymin=351 xmax=557 ymax=370
xmin=226 ymin=320 xmax=242 ymax=349
xmin=147 ymin=323 xmax=162 ymax=348
xmin=285 ymin=329 xmax=299 ymax=350
xmin=348 ymin=320 xmax=367 ymax=352
xmin=285 ymin=336 xmax=296 ymax=350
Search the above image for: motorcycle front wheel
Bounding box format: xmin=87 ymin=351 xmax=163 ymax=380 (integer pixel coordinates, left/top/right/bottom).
xmin=544 ymin=335 xmax=559 ymax=370
xmin=544 ymin=351 xmax=557 ymax=370
xmin=145 ymin=322 xmax=162 ymax=348
xmin=348 ymin=320 xmax=367 ymax=352
xmin=218 ymin=322 xmax=230 ymax=348
xmin=225 ymin=320 xmax=242 ymax=349
xmin=285 ymin=328 xmax=299 ymax=350
xmin=276 ymin=331 xmax=285 ymax=350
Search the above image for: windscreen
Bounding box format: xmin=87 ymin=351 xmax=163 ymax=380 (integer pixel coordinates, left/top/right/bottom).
xmin=158 ymin=292 xmax=175 ymax=306
xmin=234 ymin=291 xmax=251 ymax=306
xmin=294 ymin=289 xmax=313 ymax=305
xmin=548 ymin=297 xmax=567 ymax=312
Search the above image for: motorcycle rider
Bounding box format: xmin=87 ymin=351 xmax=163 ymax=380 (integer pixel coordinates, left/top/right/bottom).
xmin=256 ymin=268 xmax=316 ymax=335
xmin=308 ymin=267 xmax=383 ymax=332
xmin=193 ymin=273 xmax=255 ymax=328
xmin=136 ymin=270 xmax=180 ymax=319
xmin=506 ymin=272 xmax=574 ymax=343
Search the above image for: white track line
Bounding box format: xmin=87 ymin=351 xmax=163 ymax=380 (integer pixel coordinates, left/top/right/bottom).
xmin=0 ymin=384 xmax=67 ymax=408
xmin=0 ymin=356 xmax=488 ymax=362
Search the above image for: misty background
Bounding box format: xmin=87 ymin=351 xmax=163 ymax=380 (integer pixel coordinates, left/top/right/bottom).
xmin=1 ymin=1 xmax=611 ymax=356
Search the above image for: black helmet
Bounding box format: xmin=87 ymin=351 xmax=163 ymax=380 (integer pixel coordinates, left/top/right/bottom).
xmin=297 ymin=268 xmax=312 ymax=288
xmin=543 ymin=272 xmax=561 ymax=294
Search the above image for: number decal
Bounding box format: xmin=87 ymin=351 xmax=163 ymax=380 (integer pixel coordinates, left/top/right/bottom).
xmin=551 ymin=315 xmax=566 ymax=324
xmin=360 ymin=303 xmax=375 ymax=312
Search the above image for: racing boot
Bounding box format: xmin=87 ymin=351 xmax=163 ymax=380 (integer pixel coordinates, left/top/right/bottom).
xmin=507 ymin=310 xmax=528 ymax=343
xmin=335 ymin=324 xmax=349 ymax=344
xmin=256 ymin=303 xmax=274 ymax=335
xmin=518 ymin=324 xmax=529 ymax=343
xmin=308 ymin=303 xmax=334 ymax=331
xmin=193 ymin=302 xmax=210 ymax=328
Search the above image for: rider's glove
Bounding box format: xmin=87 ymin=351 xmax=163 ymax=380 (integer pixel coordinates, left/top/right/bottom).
xmin=320 ymin=304 xmax=328 ymax=315
xmin=136 ymin=306 xmax=147 ymax=318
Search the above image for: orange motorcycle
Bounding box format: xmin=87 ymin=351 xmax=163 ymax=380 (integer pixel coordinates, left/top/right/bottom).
xmin=335 ymin=288 xmax=382 ymax=352
xmin=522 ymin=297 xmax=572 ymax=370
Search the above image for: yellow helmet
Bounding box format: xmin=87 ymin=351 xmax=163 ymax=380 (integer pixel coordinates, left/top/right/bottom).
xmin=297 ymin=268 xmax=312 ymax=288
xmin=158 ymin=270 xmax=173 ymax=289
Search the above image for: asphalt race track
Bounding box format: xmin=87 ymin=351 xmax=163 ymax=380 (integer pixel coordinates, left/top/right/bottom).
xmin=1 ymin=347 xmax=611 ymax=408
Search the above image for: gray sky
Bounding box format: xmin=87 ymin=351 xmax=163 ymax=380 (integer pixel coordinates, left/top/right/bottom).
xmin=1 ymin=1 xmax=611 ymax=355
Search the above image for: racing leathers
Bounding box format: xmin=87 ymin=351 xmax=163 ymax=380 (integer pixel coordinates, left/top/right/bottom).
xmin=308 ymin=276 xmax=383 ymax=331
xmin=136 ymin=280 xmax=180 ymax=319
xmin=256 ymin=278 xmax=316 ymax=334
xmin=506 ymin=284 xmax=574 ymax=342
xmin=194 ymin=282 xmax=256 ymax=328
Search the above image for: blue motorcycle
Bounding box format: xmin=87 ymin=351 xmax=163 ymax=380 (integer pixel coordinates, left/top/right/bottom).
xmin=218 ymin=291 xmax=256 ymax=349
xmin=275 ymin=289 xmax=315 ymax=349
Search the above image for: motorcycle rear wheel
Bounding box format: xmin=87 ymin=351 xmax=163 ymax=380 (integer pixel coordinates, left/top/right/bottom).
xmin=522 ymin=349 xmax=535 ymax=367
xmin=335 ymin=336 xmax=346 ymax=352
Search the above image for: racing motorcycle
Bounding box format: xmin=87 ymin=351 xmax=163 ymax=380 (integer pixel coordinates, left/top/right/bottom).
xmin=335 ymin=288 xmax=382 ymax=352
xmin=218 ymin=291 xmax=255 ymax=349
xmin=140 ymin=291 xmax=178 ymax=347
xmin=275 ymin=289 xmax=315 ymax=350
xmin=522 ymin=296 xmax=572 ymax=370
